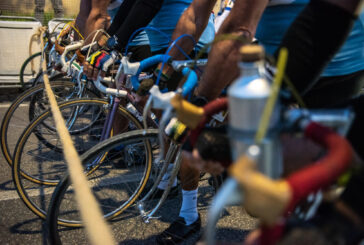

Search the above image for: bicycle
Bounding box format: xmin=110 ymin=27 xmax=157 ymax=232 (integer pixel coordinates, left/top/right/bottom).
xmin=1 ymin=40 xmax=99 ymax=168
xmin=46 ymin=67 xmax=239 ymax=244
xmin=19 ymin=19 xmax=77 ymax=89
xmin=11 ymin=51 xmax=208 ymax=222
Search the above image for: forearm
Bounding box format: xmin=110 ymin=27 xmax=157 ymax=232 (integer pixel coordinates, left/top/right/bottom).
xmin=195 ymin=38 xmax=243 ymax=100
xmin=162 ymin=0 xmax=216 ymax=76
xmin=195 ymin=0 xmax=269 ymax=100
xmin=84 ymin=0 xmax=110 ymax=38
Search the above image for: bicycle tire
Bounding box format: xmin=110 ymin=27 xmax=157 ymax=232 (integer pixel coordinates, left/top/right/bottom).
xmin=47 ymin=135 xmax=251 ymax=244
xmin=47 ymin=129 xmax=157 ymax=228
xmin=12 ymin=98 xmax=143 ymax=220
xmin=29 ymin=87 xmax=103 ymax=154
xmin=48 ymin=144 xmax=224 ymax=244
xmin=0 ymin=80 xmax=75 ymax=167
xmin=19 ymin=52 xmax=42 ymax=89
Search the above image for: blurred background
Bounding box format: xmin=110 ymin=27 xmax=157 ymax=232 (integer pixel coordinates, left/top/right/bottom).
xmin=0 ymin=0 xmax=79 ymax=24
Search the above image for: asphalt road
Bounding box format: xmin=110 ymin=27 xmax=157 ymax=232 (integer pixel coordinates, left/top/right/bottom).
xmin=0 ymin=100 xmax=257 ymax=245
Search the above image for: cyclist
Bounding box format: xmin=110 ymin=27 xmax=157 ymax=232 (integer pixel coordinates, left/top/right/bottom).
xmin=83 ymin=0 xmax=215 ymax=80
xmin=83 ymin=0 xmax=165 ymax=80
xmin=155 ymin=0 xmax=364 ymax=243
xmin=82 ymin=0 xmax=216 ymax=204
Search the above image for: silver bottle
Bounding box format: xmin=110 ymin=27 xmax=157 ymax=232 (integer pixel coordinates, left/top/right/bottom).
xmin=228 ymin=45 xmax=282 ymax=178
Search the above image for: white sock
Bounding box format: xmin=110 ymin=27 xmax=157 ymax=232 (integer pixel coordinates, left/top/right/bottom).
xmin=179 ymin=189 xmax=199 ymax=225
xmin=157 ymin=164 xmax=177 ymax=190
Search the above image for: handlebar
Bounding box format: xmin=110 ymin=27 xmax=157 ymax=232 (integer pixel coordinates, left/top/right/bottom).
xmin=60 ymin=41 xmax=84 ymax=73
xmin=94 ymin=74 xmax=128 ymax=97
xmin=309 ymin=109 xmax=354 ymax=136
xmin=170 ymin=59 xmax=208 ymax=71
xmin=285 ymin=122 xmax=353 ymax=211
xmin=169 ymin=96 xmax=227 ymax=132
xmin=79 ymin=41 xmax=98 ymax=54
xmin=130 ymin=54 xmax=171 ymax=91
xmin=225 ymin=121 xmax=353 ymax=245
xmin=181 ymin=67 xmax=198 ymax=97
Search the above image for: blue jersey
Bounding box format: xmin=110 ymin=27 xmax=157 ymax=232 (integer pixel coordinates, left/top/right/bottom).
xmin=146 ymin=0 xmax=215 ymax=52
xmin=256 ymin=0 xmax=364 ymax=76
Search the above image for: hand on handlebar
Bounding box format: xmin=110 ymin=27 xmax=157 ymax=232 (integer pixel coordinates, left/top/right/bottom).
xmin=136 ymin=69 xmax=171 ymax=96
xmin=84 ymin=50 xmax=118 ymax=81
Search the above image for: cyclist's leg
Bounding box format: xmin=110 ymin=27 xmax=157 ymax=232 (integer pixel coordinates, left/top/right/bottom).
xmin=84 ymin=0 xmax=111 ymax=38
xmin=302 ymin=70 xmax=364 ymax=108
xmin=156 ymin=156 xmax=201 ymax=243
xmin=179 ymin=155 xmax=200 ymax=216
xmin=75 ymin=0 xmax=91 ymax=36
xmin=127 ymin=45 xmax=152 ymax=62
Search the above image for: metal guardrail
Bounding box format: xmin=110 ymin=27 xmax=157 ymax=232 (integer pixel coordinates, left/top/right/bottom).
xmin=0 ymin=16 xmax=41 ymax=22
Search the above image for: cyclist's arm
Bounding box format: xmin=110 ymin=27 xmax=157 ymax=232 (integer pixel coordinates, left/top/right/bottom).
xmin=106 ymin=0 xmax=165 ymax=51
xmin=84 ymin=0 xmax=164 ymax=79
xmin=195 ymin=0 xmax=269 ymax=100
xmin=160 ymin=0 xmax=217 ymax=77
xmin=75 ymin=0 xmax=91 ymax=36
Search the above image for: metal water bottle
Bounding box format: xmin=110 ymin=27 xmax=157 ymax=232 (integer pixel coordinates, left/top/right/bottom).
xmin=228 ymin=45 xmax=282 ymax=178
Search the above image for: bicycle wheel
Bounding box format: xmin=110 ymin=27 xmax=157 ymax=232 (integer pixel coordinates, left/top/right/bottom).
xmin=47 ymin=129 xmax=158 ymax=244
xmin=48 ymin=146 xmax=226 ymax=244
xmin=19 ymin=52 xmax=42 ymax=89
xmin=1 ymin=80 xmax=75 ymax=167
xmin=12 ymin=98 xmax=142 ymax=219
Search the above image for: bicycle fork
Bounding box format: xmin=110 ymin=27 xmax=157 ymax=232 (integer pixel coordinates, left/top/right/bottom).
xmin=137 ymin=144 xmax=181 ymax=223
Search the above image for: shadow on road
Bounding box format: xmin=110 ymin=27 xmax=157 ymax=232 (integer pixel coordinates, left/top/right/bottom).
xmin=10 ymin=216 xmax=49 ymax=244
xmin=0 ymin=179 xmax=16 ymax=191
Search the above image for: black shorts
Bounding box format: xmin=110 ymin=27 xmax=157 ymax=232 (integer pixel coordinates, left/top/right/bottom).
xmin=303 ymin=69 xmax=364 ymax=108
xmin=274 ymin=0 xmax=359 ymax=108
xmin=126 ymin=45 xmax=152 ymax=62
